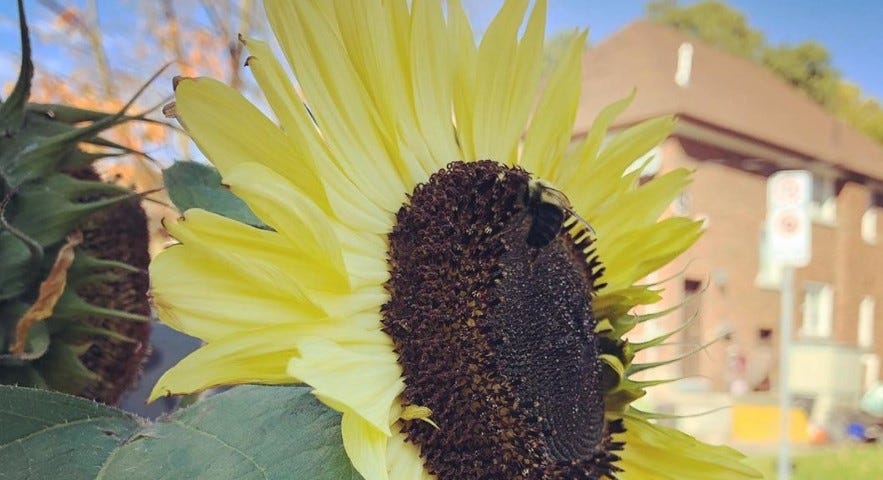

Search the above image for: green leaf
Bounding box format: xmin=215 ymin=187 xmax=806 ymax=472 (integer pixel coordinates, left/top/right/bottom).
xmin=163 ymin=161 xmax=267 ymax=228
xmin=0 ymin=385 xmax=361 ymax=480
xmin=0 ymin=385 xmax=142 ymax=479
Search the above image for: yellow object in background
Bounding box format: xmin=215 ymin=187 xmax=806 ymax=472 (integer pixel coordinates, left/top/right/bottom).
xmin=732 ymin=404 xmax=810 ymax=443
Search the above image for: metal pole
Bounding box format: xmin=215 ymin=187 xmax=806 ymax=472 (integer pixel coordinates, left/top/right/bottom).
xmin=778 ymin=267 xmax=794 ymax=480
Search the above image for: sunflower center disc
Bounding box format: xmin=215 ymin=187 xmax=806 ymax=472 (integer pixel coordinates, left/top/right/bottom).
xmin=382 ymin=161 xmax=621 ymax=479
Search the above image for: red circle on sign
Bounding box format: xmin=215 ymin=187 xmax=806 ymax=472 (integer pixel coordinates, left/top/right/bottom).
xmin=774 ymin=177 xmax=802 ymax=205
xmin=774 ymin=210 xmax=803 ymax=236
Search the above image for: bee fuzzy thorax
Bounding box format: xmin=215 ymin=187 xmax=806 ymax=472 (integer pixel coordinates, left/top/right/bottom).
xmin=526 ymin=179 xmax=596 ymax=248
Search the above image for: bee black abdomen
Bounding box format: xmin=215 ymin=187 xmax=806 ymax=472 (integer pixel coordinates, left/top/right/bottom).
xmin=527 ymin=202 xmax=565 ymax=248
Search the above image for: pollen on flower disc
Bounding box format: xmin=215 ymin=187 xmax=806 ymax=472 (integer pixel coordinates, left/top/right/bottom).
xmin=382 ymin=161 xmax=623 ymax=479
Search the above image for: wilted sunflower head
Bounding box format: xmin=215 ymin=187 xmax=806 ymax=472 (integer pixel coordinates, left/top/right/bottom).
xmin=150 ymin=0 xmax=761 ymax=478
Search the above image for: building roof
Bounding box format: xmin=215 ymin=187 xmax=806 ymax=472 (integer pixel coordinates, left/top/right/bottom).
xmin=575 ymin=21 xmax=883 ymax=181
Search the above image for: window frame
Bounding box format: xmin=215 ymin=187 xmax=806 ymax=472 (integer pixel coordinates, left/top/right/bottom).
xmin=801 ymin=281 xmax=834 ymax=339
xmin=858 ymin=295 xmax=875 ymax=349
xmin=810 ymin=175 xmax=837 ymax=225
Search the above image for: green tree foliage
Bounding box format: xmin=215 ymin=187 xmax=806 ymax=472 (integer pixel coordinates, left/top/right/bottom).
xmin=834 ymin=83 xmax=883 ymax=144
xmin=646 ymin=0 xmax=883 ymax=145
xmin=761 ymin=42 xmax=840 ymax=108
xmin=646 ymin=0 xmax=764 ymax=59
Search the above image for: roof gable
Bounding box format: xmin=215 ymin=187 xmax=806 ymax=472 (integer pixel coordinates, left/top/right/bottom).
xmin=576 ymin=20 xmax=883 ymax=180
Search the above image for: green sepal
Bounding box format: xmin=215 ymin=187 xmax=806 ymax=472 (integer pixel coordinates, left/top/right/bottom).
xmin=0 ymin=0 xmax=32 ymax=134
xmin=2 ymin=124 xmax=114 ymax=188
xmin=593 ymin=318 xmax=614 ymax=334
xmin=629 ymin=405 xmax=731 ymax=422
xmin=0 ymin=232 xmax=33 ymax=301
xmin=56 ymin=323 xmax=136 ymax=345
xmin=0 ymin=321 xmax=49 ymax=364
xmin=71 ymin=253 xmax=143 ymax=275
xmin=27 ymin=102 xmax=176 ymax=133
xmin=66 ymin=270 xmax=121 ymax=290
xmin=8 ymin=175 xmax=134 ymax=246
xmin=599 ymin=352 xmax=626 ymax=392
xmin=48 ymin=290 xmax=150 ymax=325
xmin=594 ymin=285 xmax=663 ymax=322
xmin=604 ymin=383 xmax=647 ymax=413
xmin=35 ymin=340 xmax=98 ymax=393
xmin=59 ymin=149 xmax=127 ymax=171
xmin=628 ymin=335 xmax=720 ymax=375
xmin=65 ymin=253 xmax=144 ymax=290
xmin=628 ymin=312 xmax=697 ymax=353
xmin=27 ymin=103 xmax=141 ymax=124
xmin=607 ymin=301 xmax=684 ymax=339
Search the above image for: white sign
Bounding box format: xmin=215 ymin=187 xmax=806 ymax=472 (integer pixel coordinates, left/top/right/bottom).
xmin=766 ymin=171 xmax=812 ymax=267
xmin=768 ymin=170 xmax=812 ymax=209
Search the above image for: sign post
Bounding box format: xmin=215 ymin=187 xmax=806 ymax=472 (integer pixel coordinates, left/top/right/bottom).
xmin=766 ymin=170 xmax=812 ymax=480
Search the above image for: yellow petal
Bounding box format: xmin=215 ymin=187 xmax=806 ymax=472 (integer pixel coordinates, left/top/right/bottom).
xmin=222 ymin=162 xmax=349 ymax=284
xmin=288 ymin=337 xmax=403 ymax=435
xmin=174 ymin=77 xmax=327 ymax=210
xmin=150 ymin=245 xmax=324 ymax=341
xmin=591 ymin=168 xmax=692 ymax=236
xmin=598 ymin=217 xmax=702 ymax=292
xmin=558 ymin=90 xmax=635 ymax=188
xmin=327 ymin=0 xmax=436 ymax=185
xmin=407 ymin=0 xmax=459 ymax=171
xmin=166 ymin=208 xmax=345 ymax=295
xmin=149 ymin=325 xmax=297 ymax=401
xmin=341 ymin=412 xmax=390 ymax=480
xmin=264 ymin=0 xmax=408 ymax=211
xmin=243 ymin=37 xmax=392 ymax=234
xmin=448 ymin=0 xmax=478 ymax=161
xmin=521 ymin=29 xmax=586 ymax=179
xmin=505 ymin=0 xmax=547 ymax=166
xmin=469 ymin=0 xmax=529 ymax=163
xmin=618 ymin=415 xmax=762 ymax=479
xmin=387 ymin=426 xmax=433 ymax=479
xmin=309 ymin=286 xmax=389 ymax=320
xmin=241 ymin=38 xmax=311 ymax=144
xmin=148 ymin=323 xmax=386 ymax=402
xmin=343 ymin=250 xmax=391 ymax=288
xmin=568 ymin=116 xmax=675 ymax=218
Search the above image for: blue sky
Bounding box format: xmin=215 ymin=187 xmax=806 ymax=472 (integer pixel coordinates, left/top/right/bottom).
xmin=465 ymin=0 xmax=883 ymax=100
xmin=2 ymin=0 xmax=882 ymax=101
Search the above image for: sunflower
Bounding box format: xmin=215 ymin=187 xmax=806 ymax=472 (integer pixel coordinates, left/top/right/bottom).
xmin=149 ymin=1 xmax=761 ymax=478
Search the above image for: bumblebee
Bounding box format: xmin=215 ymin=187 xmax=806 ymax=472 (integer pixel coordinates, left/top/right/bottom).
xmin=525 ymin=179 xmax=595 ymax=248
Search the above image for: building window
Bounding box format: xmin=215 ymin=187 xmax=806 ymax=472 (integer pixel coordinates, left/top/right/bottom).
xmin=802 ymin=281 xmax=833 ymax=338
xmin=859 ymin=296 xmax=875 ymax=349
xmin=755 ymin=224 xmax=782 ymax=289
xmin=861 ymin=192 xmax=881 ymax=244
xmin=681 ymin=279 xmax=703 ymax=377
xmin=862 ymin=209 xmax=878 ymax=244
xmin=810 ymin=175 xmax=837 ymax=224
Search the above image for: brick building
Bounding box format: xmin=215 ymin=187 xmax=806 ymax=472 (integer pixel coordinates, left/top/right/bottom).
xmin=576 ymin=22 xmax=883 ymax=412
